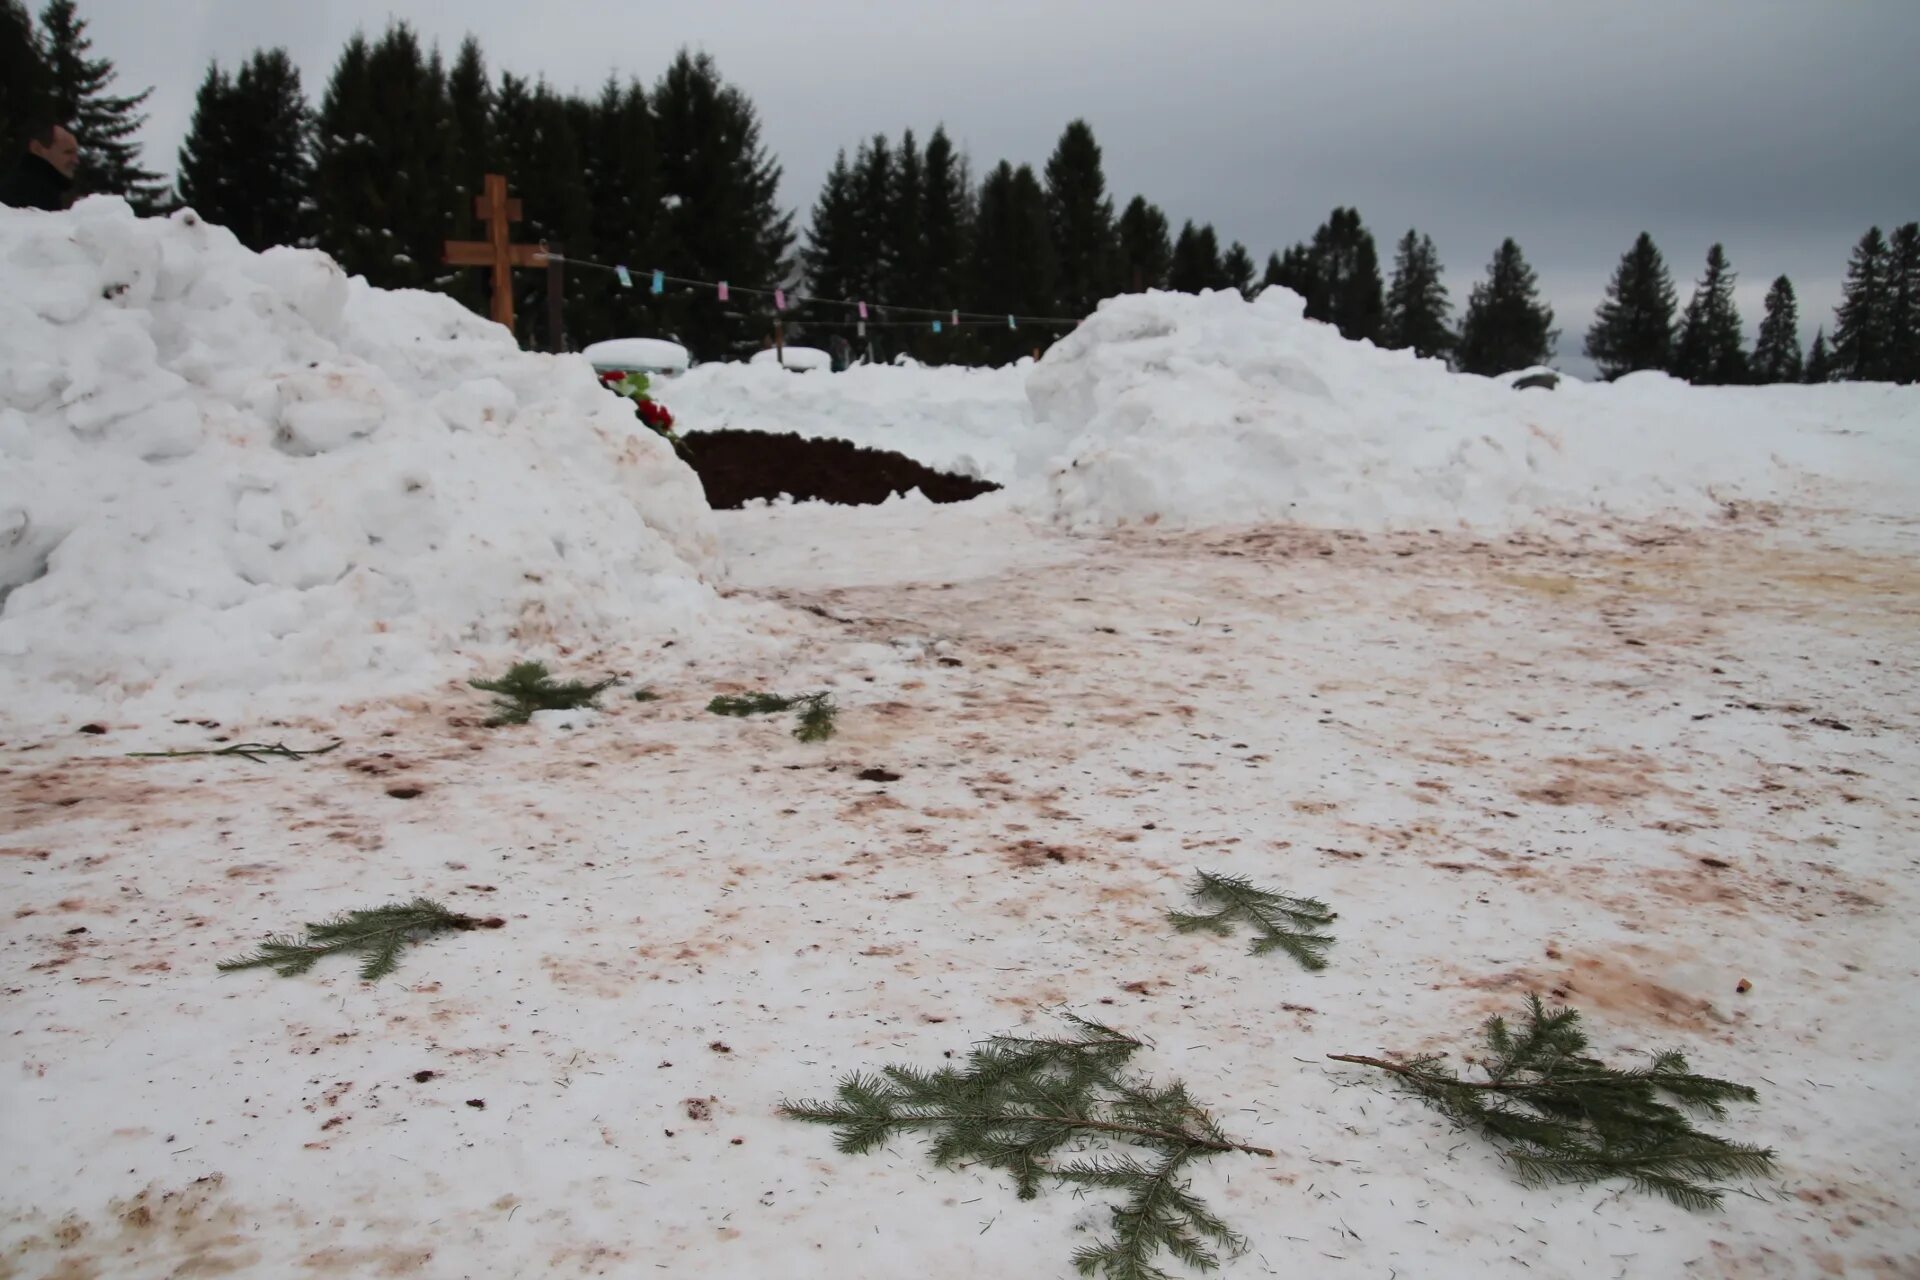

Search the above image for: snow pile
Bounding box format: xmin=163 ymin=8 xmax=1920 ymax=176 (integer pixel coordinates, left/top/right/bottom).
xmin=669 ymin=358 xmax=1029 ymax=482
xmin=1026 ymin=289 xmax=1918 ymax=531
xmin=0 ymin=198 xmax=727 ymax=719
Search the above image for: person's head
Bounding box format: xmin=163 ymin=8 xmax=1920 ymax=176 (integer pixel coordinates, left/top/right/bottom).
xmin=25 ymin=122 xmax=79 ymax=179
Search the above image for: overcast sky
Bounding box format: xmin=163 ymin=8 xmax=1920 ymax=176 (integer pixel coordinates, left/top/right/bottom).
xmin=77 ymin=0 xmax=1920 ymax=372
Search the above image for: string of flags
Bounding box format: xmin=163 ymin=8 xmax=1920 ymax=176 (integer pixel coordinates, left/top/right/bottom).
xmin=545 ymin=250 xmax=1082 ymax=335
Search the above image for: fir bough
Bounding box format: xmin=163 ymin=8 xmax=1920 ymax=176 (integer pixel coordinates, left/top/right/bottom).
xmin=781 ymin=1014 xmax=1268 ymax=1280
xmin=707 ymin=690 xmax=837 ymax=742
xmin=470 ymin=661 xmax=615 ymax=726
xmin=1168 ymin=871 xmax=1335 ymax=970
xmin=219 ymin=898 xmax=501 ymax=981
xmin=1331 ymin=994 xmax=1776 ymax=1209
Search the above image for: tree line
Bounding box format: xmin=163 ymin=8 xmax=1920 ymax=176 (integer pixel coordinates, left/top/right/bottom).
xmin=5 ymin=1 xmax=1915 ymax=381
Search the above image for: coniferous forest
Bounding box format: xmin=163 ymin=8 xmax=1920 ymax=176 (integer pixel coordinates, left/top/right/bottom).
xmin=4 ymin=1 xmax=1917 ymax=380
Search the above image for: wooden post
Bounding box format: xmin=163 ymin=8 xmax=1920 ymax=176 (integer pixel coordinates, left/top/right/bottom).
xmin=546 ymin=242 xmax=566 ymax=353
xmin=443 ymin=173 xmax=549 ymax=339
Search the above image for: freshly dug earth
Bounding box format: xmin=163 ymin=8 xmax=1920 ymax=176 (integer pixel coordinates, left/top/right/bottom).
xmin=680 ymin=428 xmax=1000 ymax=508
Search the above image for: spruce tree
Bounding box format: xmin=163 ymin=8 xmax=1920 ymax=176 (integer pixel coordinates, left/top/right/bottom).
xmin=1302 ymin=207 xmax=1385 ymax=342
xmin=38 ymin=0 xmax=162 ymax=209
xmin=919 ymin=126 xmax=970 ymax=316
xmin=176 ymin=49 xmax=312 ymax=251
xmin=1 ymin=0 xmax=48 ymax=149
xmin=1168 ymin=220 xmax=1225 ymax=293
xmin=1831 ymin=226 xmax=1891 ymax=381
xmin=1584 ymin=232 xmax=1677 ymax=379
xmin=1116 ymin=196 xmax=1172 ymax=292
xmin=1043 ymin=119 xmax=1120 ymax=315
xmin=311 ymin=25 xmax=453 ymax=293
xmin=649 ymin=50 xmax=794 ymax=359
xmin=1220 ymin=241 xmax=1256 ymax=299
xmin=1886 ymin=222 xmax=1920 ymax=384
xmin=887 ymin=128 xmax=926 ymax=305
xmin=570 ymin=76 xmax=658 ymax=346
xmin=969 ymin=160 xmax=1056 ymax=364
xmin=1749 ymin=276 xmax=1803 ymax=384
xmin=1672 ymin=244 xmax=1747 ymax=384
xmin=802 ymin=150 xmax=863 ymax=296
xmin=1803 ymin=327 xmax=1833 ymax=383
xmin=1262 ymin=244 xmax=1318 ymax=307
xmin=1456 ymin=238 xmax=1557 ymax=376
xmin=441 ymin=36 xmax=494 ymax=317
xmin=1381 ymin=229 xmax=1454 ymax=359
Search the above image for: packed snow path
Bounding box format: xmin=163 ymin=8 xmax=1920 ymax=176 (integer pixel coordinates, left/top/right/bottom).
xmin=5 ymin=498 xmax=1917 ymax=1279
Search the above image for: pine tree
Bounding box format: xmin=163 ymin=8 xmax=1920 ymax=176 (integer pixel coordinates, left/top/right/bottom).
xmin=649 ymin=49 xmax=794 ymax=360
xmin=1301 ymin=207 xmax=1384 ymax=342
xmin=1043 ymin=119 xmax=1120 ymax=316
xmin=1116 ymin=196 xmax=1172 ymax=292
xmin=887 ymin=128 xmax=926 ymax=305
xmin=1584 ymin=232 xmax=1677 ymax=379
xmin=567 ymin=76 xmax=656 ymax=347
xmin=1168 ymin=220 xmax=1225 ymax=293
xmin=311 ymin=25 xmax=453 ymax=293
xmin=1803 ymin=327 xmax=1833 ymax=383
xmin=1456 ymin=238 xmax=1557 ymax=376
xmin=919 ymin=126 xmax=970 ymax=315
xmin=1672 ymin=243 xmax=1747 ymax=384
xmin=1332 ymin=995 xmax=1776 ymax=1210
xmin=38 ymin=0 xmax=162 ymax=209
xmin=441 ymin=36 xmax=494 ymax=316
xmin=1262 ymin=244 xmax=1317 ymax=306
xmin=1749 ymin=276 xmax=1803 ymax=384
xmin=1381 ymin=229 xmax=1454 ymax=359
xmin=1886 ymin=222 xmax=1920 ymax=384
xmin=176 ymin=49 xmax=312 ymax=251
xmin=1 ymin=0 xmax=48 ymax=150
xmin=914 ymin=125 xmax=975 ymax=362
xmin=1831 ymin=226 xmax=1891 ymax=381
xmin=969 ymin=161 xmax=1056 ymax=364
xmin=802 ymin=150 xmax=869 ymax=306
xmin=1220 ymin=241 xmax=1256 ymax=299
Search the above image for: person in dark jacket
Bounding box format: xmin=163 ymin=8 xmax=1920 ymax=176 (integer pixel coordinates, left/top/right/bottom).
xmin=0 ymin=121 xmax=79 ymax=211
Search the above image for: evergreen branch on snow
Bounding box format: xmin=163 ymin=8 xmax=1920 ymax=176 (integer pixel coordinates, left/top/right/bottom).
xmin=1167 ymin=871 xmax=1335 ymax=970
xmin=707 ymin=690 xmax=838 ymax=742
xmin=219 ymin=898 xmax=502 ymax=981
xmin=781 ymin=1014 xmax=1266 ymax=1280
xmin=1330 ymin=994 xmax=1776 ymax=1209
xmin=470 ymin=661 xmax=615 ymax=726
xmin=127 ymin=740 xmax=343 ymax=763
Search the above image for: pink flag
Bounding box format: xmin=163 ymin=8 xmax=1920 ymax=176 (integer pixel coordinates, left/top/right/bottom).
xmin=951 ymin=309 xmax=959 ymax=325
xmin=717 ymin=281 xmax=729 ymax=301
xmin=857 ymin=300 xmax=868 ymax=319
xmin=775 ymin=289 xmax=786 ymax=311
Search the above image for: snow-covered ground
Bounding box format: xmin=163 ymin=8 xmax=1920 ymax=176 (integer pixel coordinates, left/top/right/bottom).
xmin=4 ymin=203 xmax=1919 ymax=1279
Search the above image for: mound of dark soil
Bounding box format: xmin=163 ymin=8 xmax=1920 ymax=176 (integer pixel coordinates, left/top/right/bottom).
xmin=681 ymin=429 xmax=1000 ymax=509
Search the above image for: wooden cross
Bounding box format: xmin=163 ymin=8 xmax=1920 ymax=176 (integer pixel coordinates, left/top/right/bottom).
xmin=443 ymin=173 xmax=549 ymax=334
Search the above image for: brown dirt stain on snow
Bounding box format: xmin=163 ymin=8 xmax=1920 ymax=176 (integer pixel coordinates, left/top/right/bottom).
xmin=1453 ymin=947 xmax=1724 ymax=1034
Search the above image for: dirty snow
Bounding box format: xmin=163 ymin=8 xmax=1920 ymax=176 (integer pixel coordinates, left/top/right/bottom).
xmin=5 ymin=211 xmax=1920 ymax=1280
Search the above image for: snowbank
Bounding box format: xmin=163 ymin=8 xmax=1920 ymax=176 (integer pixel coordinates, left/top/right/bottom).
xmin=669 ymin=358 xmax=1029 ymax=482
xmin=1026 ymin=289 xmax=1917 ymax=531
xmin=0 ymin=199 xmax=727 ymax=720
